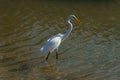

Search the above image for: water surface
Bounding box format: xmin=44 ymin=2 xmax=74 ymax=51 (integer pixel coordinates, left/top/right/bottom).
xmin=0 ymin=0 xmax=120 ymax=80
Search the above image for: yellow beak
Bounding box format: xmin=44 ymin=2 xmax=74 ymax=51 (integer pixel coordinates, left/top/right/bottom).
xmin=75 ymin=17 xmax=80 ymax=23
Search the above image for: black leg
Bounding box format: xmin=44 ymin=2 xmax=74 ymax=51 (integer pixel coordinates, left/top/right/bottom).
xmin=56 ymin=51 xmax=58 ymax=59
xmin=46 ymin=52 xmax=51 ymax=61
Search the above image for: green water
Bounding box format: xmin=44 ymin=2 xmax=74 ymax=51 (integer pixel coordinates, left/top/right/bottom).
xmin=0 ymin=0 xmax=120 ymax=80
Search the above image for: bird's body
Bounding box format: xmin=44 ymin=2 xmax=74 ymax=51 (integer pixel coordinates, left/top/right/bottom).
xmin=40 ymin=15 xmax=80 ymax=60
xmin=40 ymin=33 xmax=63 ymax=53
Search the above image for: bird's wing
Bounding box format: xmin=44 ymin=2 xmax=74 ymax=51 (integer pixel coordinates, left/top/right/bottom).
xmin=47 ymin=38 xmax=50 ymax=42
xmin=40 ymin=34 xmax=62 ymax=53
xmin=47 ymin=35 xmax=55 ymax=42
xmin=47 ymin=33 xmax=64 ymax=42
xmin=40 ymin=40 xmax=55 ymax=53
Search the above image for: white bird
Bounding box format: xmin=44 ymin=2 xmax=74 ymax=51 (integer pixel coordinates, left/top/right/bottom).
xmin=40 ymin=15 xmax=80 ymax=60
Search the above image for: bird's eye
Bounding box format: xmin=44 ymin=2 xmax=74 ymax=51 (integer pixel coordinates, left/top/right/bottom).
xmin=73 ymin=16 xmax=76 ymax=19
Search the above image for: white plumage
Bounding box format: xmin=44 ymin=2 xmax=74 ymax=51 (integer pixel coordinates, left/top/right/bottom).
xmin=40 ymin=15 xmax=80 ymax=60
xmin=40 ymin=33 xmax=63 ymax=53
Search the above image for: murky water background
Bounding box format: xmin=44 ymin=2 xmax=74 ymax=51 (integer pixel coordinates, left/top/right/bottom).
xmin=0 ymin=0 xmax=120 ymax=80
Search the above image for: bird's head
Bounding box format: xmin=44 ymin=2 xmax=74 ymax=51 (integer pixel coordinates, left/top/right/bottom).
xmin=68 ymin=15 xmax=80 ymax=23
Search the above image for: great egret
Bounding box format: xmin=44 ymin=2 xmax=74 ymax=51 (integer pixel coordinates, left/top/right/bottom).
xmin=40 ymin=15 xmax=80 ymax=60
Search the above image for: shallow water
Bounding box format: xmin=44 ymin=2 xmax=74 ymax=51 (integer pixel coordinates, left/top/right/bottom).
xmin=0 ymin=0 xmax=120 ymax=80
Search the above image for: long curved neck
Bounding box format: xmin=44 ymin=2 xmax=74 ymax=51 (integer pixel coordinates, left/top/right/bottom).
xmin=62 ymin=19 xmax=73 ymax=40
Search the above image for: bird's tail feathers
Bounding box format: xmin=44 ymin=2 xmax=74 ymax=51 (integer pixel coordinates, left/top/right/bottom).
xmin=40 ymin=47 xmax=44 ymax=54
